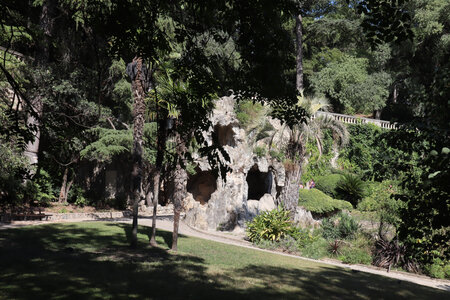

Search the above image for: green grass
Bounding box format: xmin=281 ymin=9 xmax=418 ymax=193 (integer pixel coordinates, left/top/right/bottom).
xmin=0 ymin=222 xmax=448 ymax=299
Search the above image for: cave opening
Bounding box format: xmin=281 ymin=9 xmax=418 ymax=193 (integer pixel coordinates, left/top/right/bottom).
xmin=214 ymin=124 xmax=236 ymax=147
xmin=187 ymin=171 xmax=217 ymax=205
xmin=246 ymin=165 xmax=273 ymax=200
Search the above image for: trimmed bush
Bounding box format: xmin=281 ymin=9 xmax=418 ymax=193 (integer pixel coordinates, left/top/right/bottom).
xmin=298 ymin=189 xmax=352 ymax=215
xmin=315 ymin=174 xmax=342 ymax=197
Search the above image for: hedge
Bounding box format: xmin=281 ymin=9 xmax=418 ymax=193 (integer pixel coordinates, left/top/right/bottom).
xmin=315 ymin=174 xmax=342 ymax=197
xmin=298 ymin=188 xmax=353 ymax=215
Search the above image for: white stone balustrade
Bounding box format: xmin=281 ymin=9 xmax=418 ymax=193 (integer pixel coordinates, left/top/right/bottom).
xmin=312 ymin=111 xmax=398 ymax=130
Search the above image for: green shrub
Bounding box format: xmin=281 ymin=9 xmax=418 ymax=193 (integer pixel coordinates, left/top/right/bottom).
xmin=357 ymin=197 xmax=379 ymax=212
xmin=298 ymin=189 xmax=352 ymax=215
xmin=269 ymin=150 xmax=285 ymax=161
xmin=74 ymin=194 xmax=87 ymax=207
xmin=300 ymin=237 xmax=329 ymax=259
xmin=336 ymin=173 xmax=366 ymax=207
xmin=253 ymin=146 xmax=267 ymax=157
xmin=321 ymin=212 xmax=359 ymax=240
xmin=444 ymin=263 xmax=450 ymax=279
xmin=69 ymin=186 xmax=88 ymax=206
xmin=235 ymin=100 xmax=266 ymax=130
xmin=277 ymin=236 xmax=299 ymax=253
xmin=290 ymin=227 xmax=320 ymax=249
xmin=339 ymin=247 xmax=372 ymax=265
xmin=425 ymin=258 xmax=450 ymax=279
xmin=315 ymin=174 xmax=342 ymax=197
xmin=254 ymin=239 xmax=278 ymax=251
xmin=358 ymin=181 xmax=385 ymax=212
xmin=246 ymin=208 xmax=293 ymax=243
xmin=34 ymin=169 xmax=56 ymax=205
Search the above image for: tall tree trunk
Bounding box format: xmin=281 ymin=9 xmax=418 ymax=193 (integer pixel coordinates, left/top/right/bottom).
xmin=171 ymin=130 xmax=187 ymax=252
xmin=24 ymin=0 xmax=55 ymax=171
xmin=149 ymin=115 xmax=167 ymax=246
xmin=295 ymin=14 xmax=304 ymax=93
xmin=130 ymin=57 xmax=146 ymax=248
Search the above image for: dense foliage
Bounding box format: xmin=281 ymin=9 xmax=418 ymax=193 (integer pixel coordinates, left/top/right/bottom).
xmin=0 ymin=0 xmax=448 ymax=277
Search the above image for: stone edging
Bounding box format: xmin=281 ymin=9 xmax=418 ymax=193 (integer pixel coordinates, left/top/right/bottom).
xmin=1 ymin=204 xmax=175 ymax=223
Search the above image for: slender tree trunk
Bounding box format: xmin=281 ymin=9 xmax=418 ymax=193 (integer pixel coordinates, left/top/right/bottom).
xmin=59 ymin=167 xmax=68 ymax=203
xmin=295 ymin=14 xmax=304 ymax=93
xmin=65 ymin=175 xmax=73 ymax=202
xmin=130 ymin=57 xmax=146 ymax=248
xmin=149 ymin=170 xmax=160 ymax=246
xmin=392 ymin=84 xmax=398 ymax=104
xmin=149 ymin=116 xmax=167 ymax=246
xmin=171 ymin=130 xmax=187 ymax=252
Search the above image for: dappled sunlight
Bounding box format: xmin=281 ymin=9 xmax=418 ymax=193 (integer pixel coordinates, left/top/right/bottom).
xmin=0 ymin=223 xmax=447 ymax=299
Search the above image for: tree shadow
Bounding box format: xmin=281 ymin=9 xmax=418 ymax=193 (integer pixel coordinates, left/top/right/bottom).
xmin=0 ymin=223 xmax=448 ymax=300
xmin=222 ymin=264 xmax=450 ymax=299
xmin=0 ymin=223 xmax=236 ymax=299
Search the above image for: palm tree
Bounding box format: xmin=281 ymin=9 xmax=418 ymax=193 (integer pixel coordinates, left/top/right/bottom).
xmin=129 ymin=56 xmax=146 ymax=248
xmin=147 ymin=62 xmax=188 ymax=250
xmin=171 ymin=125 xmax=187 ymax=251
xmin=275 ymin=93 xmax=348 ymax=212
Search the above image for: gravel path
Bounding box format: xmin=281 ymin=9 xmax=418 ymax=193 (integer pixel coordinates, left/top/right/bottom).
xmin=2 ymin=215 xmax=450 ymax=293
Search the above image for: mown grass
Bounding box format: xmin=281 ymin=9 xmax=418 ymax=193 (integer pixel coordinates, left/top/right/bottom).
xmin=0 ymin=222 xmax=448 ymax=299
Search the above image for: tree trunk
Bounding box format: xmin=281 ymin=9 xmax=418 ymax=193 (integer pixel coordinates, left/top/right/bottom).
xmin=373 ymin=109 xmax=382 ymax=119
xmin=24 ymin=96 xmax=43 ymax=170
xmin=149 ymin=116 xmax=167 ymax=246
xmin=149 ymin=170 xmax=160 ymax=246
xmin=278 ymin=166 xmax=301 ymax=216
xmin=24 ymin=0 xmax=55 ymax=171
xmin=59 ymin=167 xmax=68 ymax=203
xmin=295 ymin=14 xmax=304 ymax=93
xmin=130 ymin=57 xmax=146 ymax=248
xmin=392 ymin=84 xmax=398 ymax=104
xmin=65 ymin=175 xmax=74 ymax=202
xmin=171 ymin=131 xmax=187 ymax=252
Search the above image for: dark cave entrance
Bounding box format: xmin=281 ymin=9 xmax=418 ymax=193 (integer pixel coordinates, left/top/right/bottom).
xmin=214 ymin=124 xmax=236 ymax=147
xmin=246 ymin=165 xmax=273 ymax=200
xmin=187 ymin=171 xmax=217 ymax=205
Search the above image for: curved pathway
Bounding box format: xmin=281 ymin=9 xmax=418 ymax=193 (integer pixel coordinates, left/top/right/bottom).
xmin=1 ymin=214 xmax=449 ymax=292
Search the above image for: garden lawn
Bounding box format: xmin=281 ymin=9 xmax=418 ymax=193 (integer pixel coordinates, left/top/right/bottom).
xmin=0 ymin=222 xmax=447 ymax=300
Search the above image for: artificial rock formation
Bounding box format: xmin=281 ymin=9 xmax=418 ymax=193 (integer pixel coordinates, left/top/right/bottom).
xmin=183 ymin=96 xmax=285 ymax=231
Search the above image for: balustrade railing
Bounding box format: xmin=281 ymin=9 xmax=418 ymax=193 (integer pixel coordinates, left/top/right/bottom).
xmin=312 ymin=111 xmax=398 ymax=130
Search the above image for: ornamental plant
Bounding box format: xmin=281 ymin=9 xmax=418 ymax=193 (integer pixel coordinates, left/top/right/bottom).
xmin=246 ymin=207 xmax=293 ymax=243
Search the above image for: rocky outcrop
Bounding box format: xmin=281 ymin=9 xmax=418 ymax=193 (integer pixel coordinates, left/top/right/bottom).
xmin=294 ymin=207 xmax=320 ymax=228
xmin=183 ymin=96 xmax=285 ymax=231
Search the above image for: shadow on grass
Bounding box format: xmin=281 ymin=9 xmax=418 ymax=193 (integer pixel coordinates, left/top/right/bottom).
xmin=222 ymin=264 xmax=450 ymax=300
xmin=0 ymin=223 xmax=448 ymax=300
